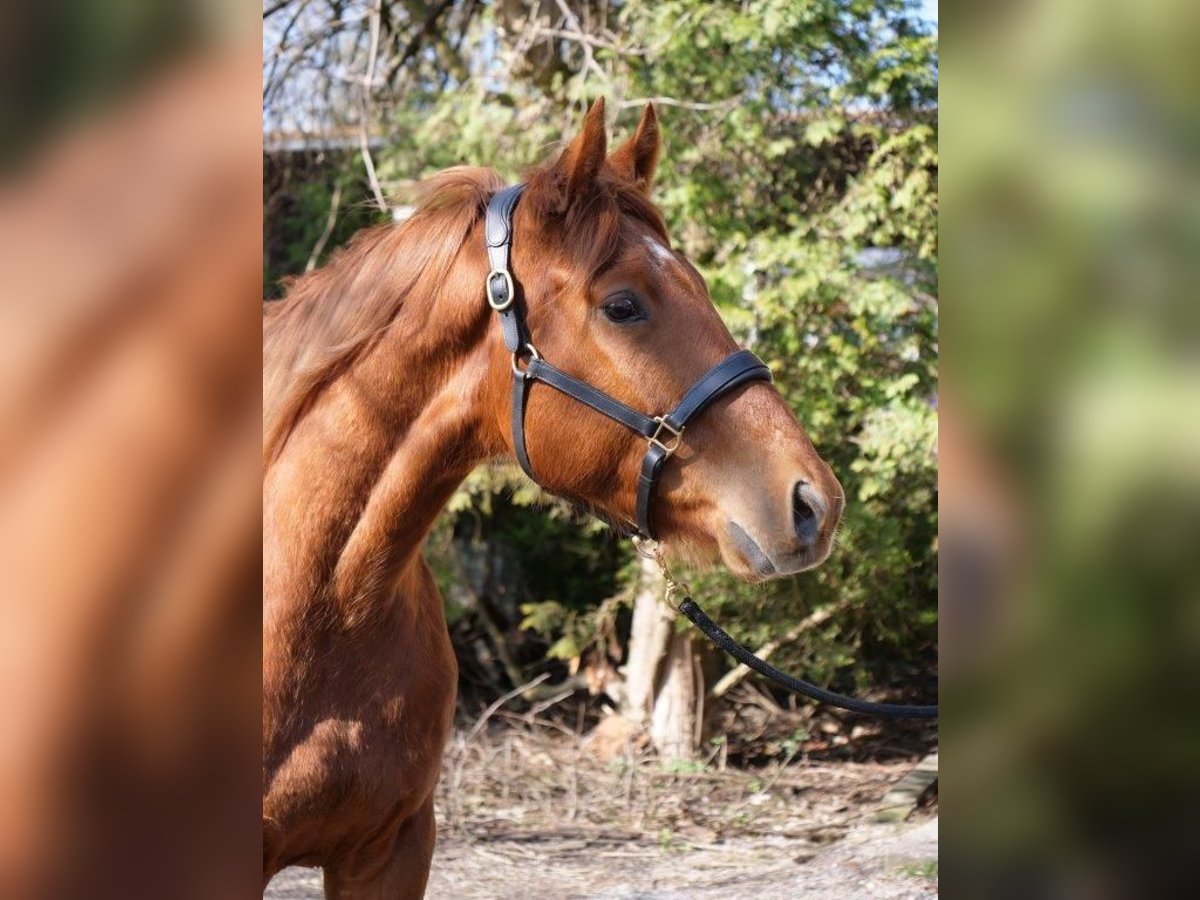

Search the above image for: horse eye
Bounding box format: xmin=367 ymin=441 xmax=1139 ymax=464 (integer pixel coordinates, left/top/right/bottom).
xmin=602 ymin=294 xmax=643 ymax=323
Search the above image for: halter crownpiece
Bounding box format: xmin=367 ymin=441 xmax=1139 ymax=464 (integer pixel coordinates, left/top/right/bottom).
xmin=484 ymin=183 xmax=773 ymax=539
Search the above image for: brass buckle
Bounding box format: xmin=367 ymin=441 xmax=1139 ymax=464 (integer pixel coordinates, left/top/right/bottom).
xmin=486 ymin=269 xmax=515 ymax=311
xmin=648 ymin=416 xmax=684 ymax=456
xmin=511 ymin=342 xmax=540 ymax=376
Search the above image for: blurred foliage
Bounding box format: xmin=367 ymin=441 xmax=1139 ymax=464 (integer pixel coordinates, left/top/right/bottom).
xmin=939 ymin=0 xmax=1200 ymax=893
xmin=264 ymin=0 xmax=937 ymax=697
xmin=2 ymin=0 xmax=202 ymax=169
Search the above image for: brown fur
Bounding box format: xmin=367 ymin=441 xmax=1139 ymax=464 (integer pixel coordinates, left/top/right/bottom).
xmin=262 ymin=103 xmax=842 ymax=897
xmin=264 ymin=167 xmax=506 ymax=466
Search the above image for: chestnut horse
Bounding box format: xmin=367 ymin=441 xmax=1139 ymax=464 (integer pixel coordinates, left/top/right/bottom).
xmin=262 ymin=100 xmax=842 ymax=897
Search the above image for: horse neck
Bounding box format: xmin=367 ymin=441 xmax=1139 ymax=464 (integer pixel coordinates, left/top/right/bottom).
xmin=264 ymin=227 xmax=503 ymax=629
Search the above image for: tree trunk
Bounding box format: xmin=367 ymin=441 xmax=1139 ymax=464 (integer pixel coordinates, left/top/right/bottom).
xmin=649 ymin=627 xmax=704 ymax=760
xmin=620 ymin=555 xmax=704 ymax=760
xmin=622 ymin=555 xmax=672 ymax=726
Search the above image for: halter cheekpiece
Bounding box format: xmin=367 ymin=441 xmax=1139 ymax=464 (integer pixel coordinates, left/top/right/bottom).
xmin=485 ymin=183 xmax=773 ymax=539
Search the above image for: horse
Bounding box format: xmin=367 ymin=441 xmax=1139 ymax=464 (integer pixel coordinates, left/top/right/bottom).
xmin=262 ymin=98 xmax=843 ymax=898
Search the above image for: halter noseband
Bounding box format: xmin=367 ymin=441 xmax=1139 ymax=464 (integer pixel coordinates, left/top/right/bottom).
xmin=485 ymin=183 xmax=772 ymax=539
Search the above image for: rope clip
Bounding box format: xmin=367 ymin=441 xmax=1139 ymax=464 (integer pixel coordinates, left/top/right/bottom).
xmin=632 ymin=537 xmax=689 ymax=613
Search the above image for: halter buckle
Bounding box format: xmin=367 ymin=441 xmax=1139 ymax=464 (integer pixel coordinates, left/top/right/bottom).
xmin=511 ymin=342 xmax=540 ymax=377
xmin=487 ymin=269 xmax=516 ymax=311
xmin=649 ymin=416 xmax=684 ymax=456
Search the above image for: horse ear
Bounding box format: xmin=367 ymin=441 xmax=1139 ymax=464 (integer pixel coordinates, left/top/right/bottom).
xmin=554 ymin=98 xmax=608 ymax=210
xmin=609 ymin=103 xmax=660 ymax=192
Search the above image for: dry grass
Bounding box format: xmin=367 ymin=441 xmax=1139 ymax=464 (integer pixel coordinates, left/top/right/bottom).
xmin=267 ymin=694 xmax=938 ymax=899
xmin=438 ymin=713 xmax=916 ymax=846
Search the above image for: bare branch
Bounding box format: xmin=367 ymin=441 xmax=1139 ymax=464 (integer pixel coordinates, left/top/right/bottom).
xmin=464 ymin=673 xmax=552 ymax=744
xmin=262 ymin=0 xmax=312 ymax=103
xmin=534 ymin=26 xmax=644 ymax=56
xmin=709 ymin=594 xmax=856 ymax=699
xmin=552 ymin=0 xmax=608 ymax=85
xmin=305 ymin=180 xmax=342 ymax=272
xmin=358 ymin=0 xmax=388 ymax=213
xmin=618 ymin=95 xmax=744 ymax=112
xmin=394 ymin=0 xmax=456 ymax=72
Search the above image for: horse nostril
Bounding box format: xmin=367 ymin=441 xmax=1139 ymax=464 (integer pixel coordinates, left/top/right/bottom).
xmin=792 ymin=481 xmax=826 ymax=545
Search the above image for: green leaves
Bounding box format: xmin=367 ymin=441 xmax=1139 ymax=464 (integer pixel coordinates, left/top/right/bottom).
xmin=804 ymin=117 xmax=845 ymax=147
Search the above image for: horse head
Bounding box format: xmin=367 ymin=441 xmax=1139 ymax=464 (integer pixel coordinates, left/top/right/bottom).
xmin=484 ymin=99 xmax=843 ymax=580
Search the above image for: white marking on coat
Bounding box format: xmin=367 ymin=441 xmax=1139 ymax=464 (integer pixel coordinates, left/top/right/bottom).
xmin=643 ymin=235 xmax=674 ymax=265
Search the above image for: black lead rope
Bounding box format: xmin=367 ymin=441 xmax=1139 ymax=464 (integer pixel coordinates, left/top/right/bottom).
xmin=677 ymin=597 xmax=938 ymax=719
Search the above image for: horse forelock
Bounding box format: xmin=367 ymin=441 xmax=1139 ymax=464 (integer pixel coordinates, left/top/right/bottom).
xmin=522 ymin=162 xmax=670 ymax=291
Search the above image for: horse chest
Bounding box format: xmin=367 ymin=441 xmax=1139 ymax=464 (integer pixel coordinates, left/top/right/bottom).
xmin=264 ymin=583 xmax=456 ymax=864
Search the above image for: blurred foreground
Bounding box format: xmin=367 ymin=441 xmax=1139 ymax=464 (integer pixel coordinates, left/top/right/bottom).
xmin=0 ymin=6 xmax=261 ymax=897
xmin=942 ymin=0 xmax=1200 ymax=895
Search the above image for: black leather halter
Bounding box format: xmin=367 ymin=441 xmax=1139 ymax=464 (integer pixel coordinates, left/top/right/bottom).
xmin=485 ymin=183 xmax=772 ymax=539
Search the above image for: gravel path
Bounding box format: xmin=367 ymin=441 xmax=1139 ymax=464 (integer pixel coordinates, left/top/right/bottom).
xmin=265 ymin=816 xmax=937 ymax=899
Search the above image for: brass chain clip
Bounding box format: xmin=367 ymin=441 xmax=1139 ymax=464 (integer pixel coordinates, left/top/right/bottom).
xmin=632 ymin=537 xmax=690 ymax=613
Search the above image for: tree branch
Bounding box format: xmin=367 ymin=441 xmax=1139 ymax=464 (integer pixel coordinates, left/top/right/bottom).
xmin=358 ymin=0 xmax=388 ymax=213
xmin=464 ymin=673 xmax=551 ymax=744
xmin=305 ymin=180 xmax=342 ymax=272
xmin=394 ymin=0 xmax=456 ymax=72
xmin=708 ymin=594 xmax=856 ymax=699
xmin=534 ymin=26 xmax=644 ymax=56
xmin=263 ymin=0 xmax=293 ymax=20
xmin=618 ymin=95 xmax=743 ymax=112
xmin=552 ymin=0 xmax=608 ymax=85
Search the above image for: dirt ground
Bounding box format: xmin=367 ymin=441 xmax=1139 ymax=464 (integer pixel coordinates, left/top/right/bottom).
xmin=266 ymin=706 xmax=938 ymax=899
xmin=268 ymin=816 xmax=937 ymax=899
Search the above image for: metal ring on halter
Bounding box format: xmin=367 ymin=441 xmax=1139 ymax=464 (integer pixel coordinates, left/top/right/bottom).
xmin=487 ymin=269 xmax=516 ymax=311
xmin=511 ymin=342 xmax=540 ymax=376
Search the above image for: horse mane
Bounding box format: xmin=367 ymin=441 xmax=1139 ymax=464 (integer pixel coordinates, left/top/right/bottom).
xmin=263 ymin=156 xmax=669 ymax=466
xmin=263 ymin=167 xmax=505 ymax=464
